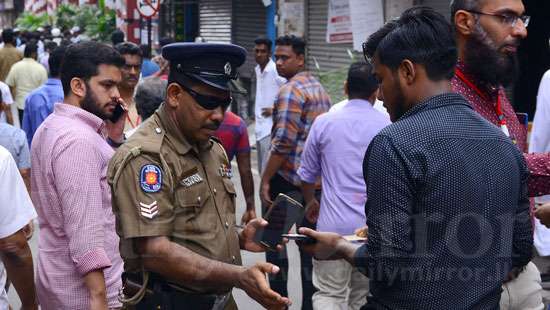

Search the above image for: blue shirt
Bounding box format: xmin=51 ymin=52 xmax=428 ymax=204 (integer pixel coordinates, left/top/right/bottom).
xmin=355 ymin=93 xmax=532 ymax=309
xmin=0 ymin=123 xmax=30 ymax=169
xmin=22 ymin=78 xmax=64 ymax=146
xmin=141 ymin=59 xmax=160 ymax=78
xmin=297 ymin=99 xmax=390 ymax=235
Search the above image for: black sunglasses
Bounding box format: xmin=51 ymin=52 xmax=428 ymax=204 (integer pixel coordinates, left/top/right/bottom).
xmin=177 ymin=82 xmax=233 ymax=110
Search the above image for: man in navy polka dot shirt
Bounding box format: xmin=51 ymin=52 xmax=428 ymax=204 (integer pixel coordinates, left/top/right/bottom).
xmin=298 ymin=7 xmax=532 ymax=310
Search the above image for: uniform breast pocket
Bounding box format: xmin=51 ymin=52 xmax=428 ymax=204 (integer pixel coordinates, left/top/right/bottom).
xmin=174 ymin=183 xmax=214 ymax=233
xmin=222 ymin=178 xmax=237 ymax=213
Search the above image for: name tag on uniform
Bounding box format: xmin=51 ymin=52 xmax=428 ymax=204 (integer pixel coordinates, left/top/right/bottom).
xmin=180 ymin=167 xmax=204 ymax=187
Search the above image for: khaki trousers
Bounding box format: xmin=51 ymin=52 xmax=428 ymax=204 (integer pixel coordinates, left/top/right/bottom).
xmin=500 ymin=262 xmax=544 ymax=310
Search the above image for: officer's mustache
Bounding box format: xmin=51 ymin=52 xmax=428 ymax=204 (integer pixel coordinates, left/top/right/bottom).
xmin=202 ymin=121 xmax=221 ymax=131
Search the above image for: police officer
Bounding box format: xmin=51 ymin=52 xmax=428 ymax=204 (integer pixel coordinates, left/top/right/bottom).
xmin=108 ymin=43 xmax=291 ymax=310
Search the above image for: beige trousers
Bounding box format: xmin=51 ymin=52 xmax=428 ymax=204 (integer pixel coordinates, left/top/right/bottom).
xmin=312 ymin=258 xmax=369 ymax=310
xmin=500 ymin=262 xmax=544 ymax=310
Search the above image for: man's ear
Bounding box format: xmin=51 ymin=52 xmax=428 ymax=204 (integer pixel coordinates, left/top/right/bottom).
xmin=297 ymin=53 xmax=305 ymax=68
xmin=70 ymin=77 xmax=86 ymax=98
xmin=166 ymin=83 xmax=183 ymax=108
xmin=454 ymin=10 xmax=476 ymax=36
xmin=399 ymin=60 xmax=416 ymax=85
xmin=343 ymin=80 xmax=349 ymax=97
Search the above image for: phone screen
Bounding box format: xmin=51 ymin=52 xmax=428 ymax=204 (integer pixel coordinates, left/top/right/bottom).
xmin=109 ymin=103 xmax=125 ymax=123
xmin=254 ymin=194 xmax=305 ymax=250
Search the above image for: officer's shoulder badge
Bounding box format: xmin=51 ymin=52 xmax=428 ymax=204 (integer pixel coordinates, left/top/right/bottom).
xmin=140 ymin=164 xmax=162 ymax=193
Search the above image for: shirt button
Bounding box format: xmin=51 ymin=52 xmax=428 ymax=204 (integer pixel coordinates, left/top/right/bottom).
xmin=232 ymin=255 xmax=236 ymax=262
xmin=155 ymin=127 xmax=162 ymax=134
xmin=213 ymin=188 xmax=217 ymax=194
xmin=225 ymin=221 xmax=229 ymax=228
xmin=197 ymin=196 xmax=201 ymax=203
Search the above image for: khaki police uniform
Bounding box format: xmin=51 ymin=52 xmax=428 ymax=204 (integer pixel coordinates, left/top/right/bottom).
xmin=108 ymin=104 xmax=242 ymax=308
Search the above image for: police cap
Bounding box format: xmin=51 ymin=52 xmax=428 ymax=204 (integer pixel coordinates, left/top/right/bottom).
xmin=162 ymin=42 xmax=247 ymax=91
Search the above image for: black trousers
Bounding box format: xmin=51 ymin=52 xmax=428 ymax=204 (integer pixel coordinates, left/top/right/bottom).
xmin=265 ymin=173 xmax=318 ymax=310
xmin=18 ymin=108 xmax=23 ymax=126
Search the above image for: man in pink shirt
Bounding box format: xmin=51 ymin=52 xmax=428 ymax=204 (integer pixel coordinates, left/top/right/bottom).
xmin=30 ymin=41 xmax=127 ymax=309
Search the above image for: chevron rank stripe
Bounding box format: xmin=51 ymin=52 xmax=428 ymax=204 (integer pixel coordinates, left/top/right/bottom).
xmin=139 ymin=201 xmax=159 ymax=219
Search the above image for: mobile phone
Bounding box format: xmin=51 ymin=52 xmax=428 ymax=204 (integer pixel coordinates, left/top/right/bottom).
xmin=281 ymin=233 xmax=317 ymax=244
xmin=254 ymin=193 xmax=305 ymax=250
xmin=109 ymin=100 xmax=125 ymax=123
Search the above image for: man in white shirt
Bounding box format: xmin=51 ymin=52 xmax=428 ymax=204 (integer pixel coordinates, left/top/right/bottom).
xmin=0 ymin=145 xmax=38 ymax=310
xmin=0 ymin=81 xmax=13 ymax=124
xmin=253 ymin=36 xmax=285 ymax=173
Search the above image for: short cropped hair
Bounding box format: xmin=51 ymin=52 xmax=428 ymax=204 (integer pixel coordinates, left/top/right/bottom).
xmin=60 ymin=41 xmax=125 ymax=96
xmin=364 ymin=7 xmax=457 ymax=81
xmin=347 ymin=62 xmax=378 ymax=99
xmin=450 ymin=0 xmax=483 ymax=23
xmin=254 ymin=36 xmax=272 ymax=51
xmin=110 ymin=29 xmax=125 ymax=46
xmin=49 ymin=45 xmax=67 ymax=78
xmin=275 ymin=35 xmax=306 ymax=56
xmin=115 ymin=42 xmax=142 ymax=57
xmin=2 ymin=29 xmax=14 ymax=45
xmin=24 ymin=41 xmax=38 ymax=58
xmin=135 ymin=78 xmax=167 ymax=120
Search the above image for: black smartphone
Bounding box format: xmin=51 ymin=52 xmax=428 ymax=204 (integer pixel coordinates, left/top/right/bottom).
xmin=109 ymin=101 xmax=125 ymax=123
xmin=254 ymin=193 xmax=305 ymax=250
xmin=281 ymin=233 xmax=317 ymax=245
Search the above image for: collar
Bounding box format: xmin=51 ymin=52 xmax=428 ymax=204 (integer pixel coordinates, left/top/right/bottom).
xmin=346 ymin=98 xmax=374 ymax=109
xmin=45 ymin=78 xmax=62 ymax=86
xmin=156 ymin=104 xmax=207 ymax=155
xmin=456 ymin=60 xmax=500 ymax=96
xmin=22 ymin=57 xmax=37 ymax=62
xmin=256 ymin=58 xmax=276 ymax=74
xmin=399 ymin=93 xmax=472 ymax=121
xmin=54 ymin=103 xmax=105 ymax=135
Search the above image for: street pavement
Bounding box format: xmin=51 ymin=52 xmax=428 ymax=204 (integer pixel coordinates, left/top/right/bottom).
xmin=9 ymin=123 xmax=304 ymax=309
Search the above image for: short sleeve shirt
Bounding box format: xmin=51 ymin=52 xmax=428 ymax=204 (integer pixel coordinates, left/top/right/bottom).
xmin=0 ymin=81 xmax=13 ymax=123
xmin=214 ymin=111 xmax=250 ymax=162
xmin=108 ymin=105 xmax=242 ymax=293
xmin=0 ymin=123 xmax=30 ymax=169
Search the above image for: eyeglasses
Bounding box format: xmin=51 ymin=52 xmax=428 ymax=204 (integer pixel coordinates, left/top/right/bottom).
xmin=467 ymin=10 xmax=530 ymax=28
xmin=177 ymin=81 xmax=232 ymax=111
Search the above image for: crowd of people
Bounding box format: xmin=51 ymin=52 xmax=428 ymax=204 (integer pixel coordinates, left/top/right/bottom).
xmin=2 ymin=0 xmax=550 ymax=309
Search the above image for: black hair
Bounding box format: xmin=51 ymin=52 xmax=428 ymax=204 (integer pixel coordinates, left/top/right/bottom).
xmin=49 ymin=45 xmax=67 ymax=78
xmin=275 ymin=35 xmax=306 ymax=56
xmin=254 ymin=36 xmax=272 ymax=51
xmin=159 ymin=36 xmax=174 ymax=48
xmin=364 ymin=6 xmax=457 ymax=81
xmin=140 ymin=44 xmax=152 ymax=59
xmin=2 ymin=29 xmax=15 ymax=45
xmin=45 ymin=41 xmax=58 ymax=53
xmin=110 ymin=29 xmax=125 ymax=46
xmin=60 ymin=41 xmax=125 ymax=96
xmin=115 ymin=42 xmax=142 ymax=57
xmin=135 ymin=78 xmax=167 ymax=120
xmin=347 ymin=62 xmax=378 ymax=99
xmin=24 ymin=41 xmax=38 ymax=58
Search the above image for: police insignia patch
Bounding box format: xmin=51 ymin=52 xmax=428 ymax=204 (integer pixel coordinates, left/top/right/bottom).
xmin=140 ymin=164 xmax=162 ymax=193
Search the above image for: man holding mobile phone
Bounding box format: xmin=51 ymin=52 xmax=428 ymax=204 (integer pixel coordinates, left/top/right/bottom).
xmin=30 ymin=41 xmax=127 ymax=309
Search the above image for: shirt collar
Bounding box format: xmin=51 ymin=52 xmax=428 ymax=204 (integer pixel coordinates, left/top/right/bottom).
xmin=346 ymin=98 xmax=374 ymax=109
xmin=46 ymin=78 xmax=62 ymax=86
xmin=399 ymin=93 xmax=472 ymax=121
xmin=22 ymin=57 xmax=37 ymax=62
xmin=54 ymin=103 xmax=106 ymax=135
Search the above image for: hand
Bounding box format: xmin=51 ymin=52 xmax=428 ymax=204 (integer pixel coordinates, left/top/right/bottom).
xmin=239 ymin=218 xmax=286 ymax=252
xmin=236 ymin=262 xmax=292 ymax=309
xmin=260 ymin=181 xmax=272 ymax=206
xmin=298 ymin=227 xmax=349 ymax=260
xmin=22 ymin=221 xmax=34 ymax=240
xmin=261 ymin=108 xmax=273 ymax=118
xmin=105 ymin=98 xmax=128 ymax=143
xmin=354 ymin=226 xmax=368 ymax=239
xmin=241 ymin=208 xmax=257 ymax=225
xmin=535 ymin=203 xmax=550 ymax=228
xmin=304 ymin=198 xmax=320 ymax=223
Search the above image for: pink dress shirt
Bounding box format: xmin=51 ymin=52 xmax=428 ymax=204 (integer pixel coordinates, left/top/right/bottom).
xmin=30 ymin=103 xmax=122 ymax=309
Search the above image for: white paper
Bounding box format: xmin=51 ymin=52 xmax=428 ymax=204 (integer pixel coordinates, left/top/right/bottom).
xmin=326 ymin=0 xmax=353 ymax=43
xmin=349 ymin=0 xmax=384 ymax=51
xmin=385 ymin=0 xmax=413 ymax=21
xmin=262 ymin=0 xmax=272 ymax=7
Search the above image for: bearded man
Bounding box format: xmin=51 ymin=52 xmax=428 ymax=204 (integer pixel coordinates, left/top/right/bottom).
xmin=451 ymin=1 xmax=546 ymax=309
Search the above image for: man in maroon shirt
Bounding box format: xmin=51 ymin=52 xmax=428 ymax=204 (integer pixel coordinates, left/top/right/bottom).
xmin=451 ymin=0 xmax=545 ymax=309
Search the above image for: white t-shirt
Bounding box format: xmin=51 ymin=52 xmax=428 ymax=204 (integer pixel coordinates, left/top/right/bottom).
xmin=0 ymin=81 xmax=14 ymax=123
xmin=254 ymin=59 xmax=286 ymax=141
xmin=0 ymin=145 xmax=37 ymax=309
